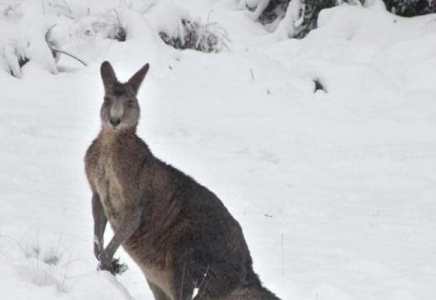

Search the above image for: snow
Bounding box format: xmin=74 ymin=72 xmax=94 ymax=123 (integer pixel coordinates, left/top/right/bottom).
xmin=1 ymin=0 xmax=436 ymax=299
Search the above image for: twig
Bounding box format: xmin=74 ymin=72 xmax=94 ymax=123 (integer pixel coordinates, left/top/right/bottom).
xmin=45 ymin=23 xmax=58 ymax=43
xmin=51 ymin=48 xmax=88 ymax=66
xmin=196 ymin=265 xmax=210 ymax=292
xmin=0 ymin=234 xmax=27 ymax=257
xmin=0 ymin=249 xmax=8 ymax=260
xmin=281 ymin=234 xmax=285 ymax=278
xmin=206 ymin=10 xmax=215 ymax=23
xmin=61 ymin=0 xmax=72 ymax=15
xmin=40 ymin=0 xmax=46 ymax=14
xmin=61 ymin=252 xmax=73 ymax=291
xmin=113 ymin=8 xmax=122 ymax=26
xmin=140 ymin=2 xmax=157 ymax=15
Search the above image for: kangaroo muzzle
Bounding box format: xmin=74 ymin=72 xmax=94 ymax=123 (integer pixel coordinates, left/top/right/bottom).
xmin=110 ymin=117 xmax=121 ymax=128
xmin=109 ymin=103 xmax=124 ymax=128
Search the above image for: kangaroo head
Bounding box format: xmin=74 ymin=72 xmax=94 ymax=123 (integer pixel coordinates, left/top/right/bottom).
xmin=100 ymin=61 xmax=150 ymax=131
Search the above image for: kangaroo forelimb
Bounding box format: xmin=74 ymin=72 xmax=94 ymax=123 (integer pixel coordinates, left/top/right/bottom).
xmin=92 ymin=193 xmax=107 ymax=260
xmin=99 ymin=204 xmax=142 ymax=271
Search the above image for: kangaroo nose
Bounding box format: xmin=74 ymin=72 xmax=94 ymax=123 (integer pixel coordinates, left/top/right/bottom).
xmin=110 ymin=118 xmax=121 ymax=127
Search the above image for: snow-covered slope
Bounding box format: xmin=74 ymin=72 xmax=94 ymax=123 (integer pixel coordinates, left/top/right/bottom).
xmin=1 ymin=1 xmax=436 ymax=299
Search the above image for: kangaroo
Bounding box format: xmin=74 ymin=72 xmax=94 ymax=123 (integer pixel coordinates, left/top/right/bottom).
xmin=85 ymin=61 xmax=281 ymax=300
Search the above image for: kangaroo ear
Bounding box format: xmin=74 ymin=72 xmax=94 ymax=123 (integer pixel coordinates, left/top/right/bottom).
xmin=101 ymin=61 xmax=117 ymax=91
xmin=127 ymin=63 xmax=150 ymax=95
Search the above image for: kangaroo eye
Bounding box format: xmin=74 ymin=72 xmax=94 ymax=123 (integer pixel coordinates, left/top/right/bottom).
xmin=104 ymin=97 xmax=111 ymax=105
xmin=128 ymin=100 xmax=135 ymax=107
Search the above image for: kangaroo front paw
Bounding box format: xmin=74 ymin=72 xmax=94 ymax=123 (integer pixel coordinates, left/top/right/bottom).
xmin=97 ymin=252 xmax=113 ymax=274
xmin=97 ymin=257 xmax=128 ymax=275
xmin=97 ymin=261 xmax=113 ymax=274
xmin=111 ymin=258 xmax=128 ymax=275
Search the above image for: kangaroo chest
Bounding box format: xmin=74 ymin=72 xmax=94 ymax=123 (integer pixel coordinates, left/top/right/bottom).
xmin=93 ymin=152 xmax=126 ymax=227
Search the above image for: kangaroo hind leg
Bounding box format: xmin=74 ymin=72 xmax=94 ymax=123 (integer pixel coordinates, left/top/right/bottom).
xmin=147 ymin=279 xmax=172 ymax=300
xmin=170 ymin=258 xmax=195 ymax=300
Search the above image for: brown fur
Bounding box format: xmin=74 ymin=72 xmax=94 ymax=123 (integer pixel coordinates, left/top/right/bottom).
xmin=85 ymin=61 xmax=281 ymax=300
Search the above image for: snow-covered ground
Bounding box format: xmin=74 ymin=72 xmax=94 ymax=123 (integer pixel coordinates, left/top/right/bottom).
xmin=1 ymin=0 xmax=436 ymax=299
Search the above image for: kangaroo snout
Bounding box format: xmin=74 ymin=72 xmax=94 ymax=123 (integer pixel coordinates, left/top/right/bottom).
xmin=109 ymin=102 xmax=124 ymax=129
xmin=110 ymin=117 xmax=121 ymax=128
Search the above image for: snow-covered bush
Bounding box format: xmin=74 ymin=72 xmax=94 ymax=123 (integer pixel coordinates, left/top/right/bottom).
xmin=0 ymin=1 xmax=128 ymax=77
xmin=246 ymin=0 xmax=361 ymax=38
xmin=0 ymin=20 xmax=59 ymax=77
xmin=293 ymin=0 xmax=338 ymax=38
xmin=246 ymin=0 xmax=436 ymax=39
xmin=257 ymin=0 xmax=290 ymax=25
xmin=144 ymin=0 xmax=229 ymax=53
xmin=159 ymin=18 xmax=229 ymax=53
xmin=68 ymin=11 xmax=127 ymax=42
xmin=383 ymin=0 xmax=436 ymax=16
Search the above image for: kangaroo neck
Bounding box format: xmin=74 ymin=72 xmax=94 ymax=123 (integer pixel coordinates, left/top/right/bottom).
xmin=97 ymin=126 xmax=153 ymax=157
xmin=98 ymin=126 xmax=137 ymax=145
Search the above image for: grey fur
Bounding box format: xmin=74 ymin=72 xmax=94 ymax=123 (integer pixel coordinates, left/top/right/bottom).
xmin=85 ymin=61 xmax=281 ymax=300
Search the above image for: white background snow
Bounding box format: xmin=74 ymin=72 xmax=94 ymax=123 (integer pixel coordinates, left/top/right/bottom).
xmin=0 ymin=0 xmax=436 ymax=299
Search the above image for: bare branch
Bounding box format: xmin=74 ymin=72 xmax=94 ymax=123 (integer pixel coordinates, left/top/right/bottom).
xmin=51 ymin=48 xmax=88 ymax=66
